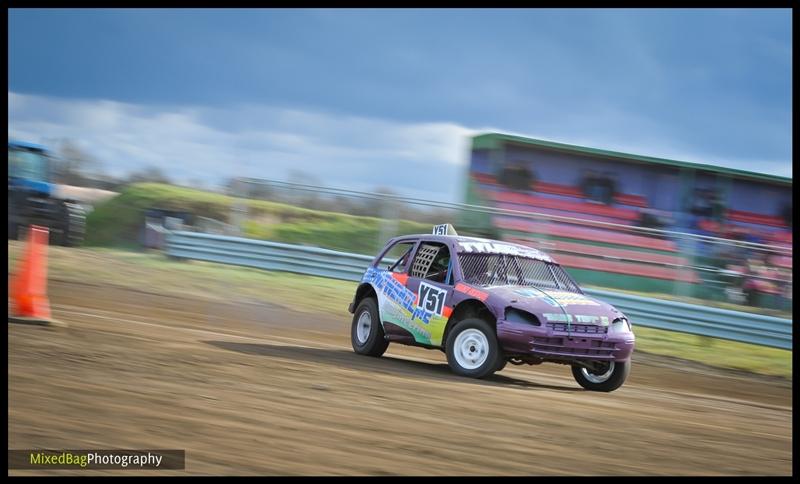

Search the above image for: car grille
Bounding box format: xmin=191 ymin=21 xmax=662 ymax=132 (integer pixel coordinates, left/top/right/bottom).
xmin=547 ymin=322 xmax=608 ymax=334
xmin=531 ymin=336 xmax=617 ymax=358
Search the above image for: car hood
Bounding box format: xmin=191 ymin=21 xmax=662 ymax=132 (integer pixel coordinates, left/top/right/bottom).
xmin=483 ymin=285 xmax=625 ymax=324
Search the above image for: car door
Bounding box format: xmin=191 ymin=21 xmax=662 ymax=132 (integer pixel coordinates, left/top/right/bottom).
xmin=403 ymin=240 xmax=456 ymax=347
xmin=365 ymin=239 xmax=420 ymax=341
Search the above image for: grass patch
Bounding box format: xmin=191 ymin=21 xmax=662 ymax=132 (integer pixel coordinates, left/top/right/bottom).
xmin=8 ymin=242 xmax=791 ymax=378
xmin=262 ymin=218 xmax=433 ymax=254
xmin=85 ymin=183 xmax=429 ymax=254
xmin=8 ymin=241 xmax=356 ymax=317
xmin=632 ymin=326 xmax=791 ymax=378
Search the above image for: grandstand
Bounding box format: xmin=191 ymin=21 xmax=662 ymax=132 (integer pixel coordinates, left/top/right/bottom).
xmin=463 ymin=133 xmax=792 ymax=310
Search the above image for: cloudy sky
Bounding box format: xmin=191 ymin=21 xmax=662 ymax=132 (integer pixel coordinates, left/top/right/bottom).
xmin=8 ymin=8 xmax=792 ymax=202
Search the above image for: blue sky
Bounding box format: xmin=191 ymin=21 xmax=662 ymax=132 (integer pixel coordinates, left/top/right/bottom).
xmin=8 ymin=8 xmax=792 ymax=202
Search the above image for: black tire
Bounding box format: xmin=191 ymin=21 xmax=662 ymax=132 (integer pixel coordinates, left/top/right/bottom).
xmin=445 ymin=318 xmax=501 ymax=379
xmin=55 ymin=201 xmax=86 ymax=247
xmin=8 ymin=198 xmax=19 ymax=240
xmin=571 ymin=359 xmax=631 ymax=392
xmin=351 ymin=298 xmax=389 ymax=357
xmin=495 ymin=357 xmax=508 ymax=373
xmin=8 ymin=220 xmax=19 ymax=240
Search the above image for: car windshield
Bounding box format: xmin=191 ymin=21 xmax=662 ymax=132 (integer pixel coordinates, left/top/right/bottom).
xmin=458 ymin=252 xmax=581 ymax=293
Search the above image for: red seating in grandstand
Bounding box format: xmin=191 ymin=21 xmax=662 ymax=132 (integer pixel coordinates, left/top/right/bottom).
xmin=697 ymin=219 xmax=722 ymax=234
xmin=614 ymin=193 xmax=648 ymax=207
xmin=494 ymin=216 xmax=678 ymax=252
xmin=769 ymin=230 xmax=792 ymax=244
xmin=727 ymin=209 xmax=788 ymax=228
xmin=697 ymin=219 xmax=792 ymax=248
xmin=472 ymin=173 xmax=649 ymax=208
xmin=554 ymin=253 xmax=699 ymax=283
xmin=494 ymin=203 xmax=636 ymax=227
xmin=507 ymin=237 xmax=690 ymax=266
xmin=486 ymin=190 xmax=641 ymax=221
xmin=769 ymin=255 xmax=793 ymax=269
xmin=473 ymin=172 xmax=787 ymax=285
xmin=473 ymin=172 xmax=497 ymax=185
xmin=535 ymin=181 xmax=583 ymax=198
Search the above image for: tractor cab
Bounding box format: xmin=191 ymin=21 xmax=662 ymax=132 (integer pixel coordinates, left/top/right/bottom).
xmin=8 ymin=141 xmax=53 ymax=196
xmin=8 ymin=140 xmax=86 ymax=246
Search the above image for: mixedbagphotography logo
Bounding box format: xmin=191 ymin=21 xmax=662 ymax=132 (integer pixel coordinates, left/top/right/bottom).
xmin=8 ymin=450 xmax=185 ymax=470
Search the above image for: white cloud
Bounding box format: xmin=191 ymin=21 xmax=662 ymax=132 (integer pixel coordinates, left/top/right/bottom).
xmin=8 ymin=91 xmax=485 ymax=202
xmin=7 ymin=91 xmax=791 ymax=207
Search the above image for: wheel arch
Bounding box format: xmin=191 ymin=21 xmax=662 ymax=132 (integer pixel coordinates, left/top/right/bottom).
xmin=351 ymin=282 xmax=378 ymax=313
xmin=443 ymin=298 xmax=497 ymax=346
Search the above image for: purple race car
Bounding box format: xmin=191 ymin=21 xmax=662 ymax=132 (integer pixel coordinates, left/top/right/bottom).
xmin=348 ymin=224 xmax=635 ymax=391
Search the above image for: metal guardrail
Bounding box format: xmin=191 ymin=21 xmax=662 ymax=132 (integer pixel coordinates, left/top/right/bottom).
xmin=167 ymin=231 xmax=375 ymax=281
xmin=166 ymin=231 xmax=792 ymax=350
xmin=582 ymin=288 xmax=791 ymax=349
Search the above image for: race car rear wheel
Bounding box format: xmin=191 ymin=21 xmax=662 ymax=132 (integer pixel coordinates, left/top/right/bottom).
xmin=351 ymin=298 xmax=389 ymax=357
xmin=571 ymin=360 xmax=630 ymax=392
xmin=445 ymin=318 xmax=501 ymax=379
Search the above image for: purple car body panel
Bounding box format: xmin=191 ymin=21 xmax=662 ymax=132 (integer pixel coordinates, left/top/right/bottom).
xmin=350 ymin=233 xmax=635 ymax=364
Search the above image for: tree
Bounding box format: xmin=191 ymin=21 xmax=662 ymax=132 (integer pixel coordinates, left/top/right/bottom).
xmin=286 ymin=169 xmax=323 ymax=208
xmin=287 ymin=169 xmax=322 ymax=188
xmin=125 ymin=166 xmax=171 ymax=185
xmin=246 ymin=181 xmax=274 ymax=201
xmin=53 ymin=139 xmax=102 ymax=186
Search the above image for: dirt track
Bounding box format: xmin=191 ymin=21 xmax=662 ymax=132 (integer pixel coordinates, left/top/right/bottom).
xmin=9 ymin=280 xmax=793 ymax=475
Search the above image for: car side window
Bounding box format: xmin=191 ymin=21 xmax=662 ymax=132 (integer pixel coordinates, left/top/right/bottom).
xmin=381 ymin=241 xmax=415 ymax=273
xmin=410 ymin=242 xmax=453 ymax=285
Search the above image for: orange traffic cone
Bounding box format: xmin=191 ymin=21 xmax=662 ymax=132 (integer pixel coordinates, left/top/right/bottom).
xmin=9 ymin=225 xmax=62 ymax=326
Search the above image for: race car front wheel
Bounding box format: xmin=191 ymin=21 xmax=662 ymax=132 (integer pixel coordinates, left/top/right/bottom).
xmin=445 ymin=318 xmax=501 ymax=379
xmin=351 ymin=298 xmax=389 ymax=357
xmin=571 ymin=359 xmax=631 ymax=392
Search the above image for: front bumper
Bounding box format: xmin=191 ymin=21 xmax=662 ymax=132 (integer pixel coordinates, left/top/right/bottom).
xmin=497 ymin=319 xmax=635 ymax=362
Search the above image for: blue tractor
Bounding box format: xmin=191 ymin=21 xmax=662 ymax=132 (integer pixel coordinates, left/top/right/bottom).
xmin=8 ymin=140 xmax=86 ymax=246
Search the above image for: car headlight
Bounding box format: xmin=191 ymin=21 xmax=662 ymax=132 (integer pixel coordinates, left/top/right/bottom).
xmin=609 ymin=317 xmax=631 ymax=334
xmin=504 ymin=307 xmax=541 ymax=326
